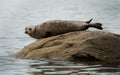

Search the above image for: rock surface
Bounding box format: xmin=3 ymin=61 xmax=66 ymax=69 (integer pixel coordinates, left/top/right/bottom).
xmin=15 ymin=31 xmax=120 ymax=62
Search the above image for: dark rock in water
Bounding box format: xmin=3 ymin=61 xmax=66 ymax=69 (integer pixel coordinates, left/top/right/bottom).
xmin=15 ymin=30 xmax=120 ymax=62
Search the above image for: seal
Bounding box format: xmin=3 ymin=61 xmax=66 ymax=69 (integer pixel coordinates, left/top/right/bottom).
xmin=25 ymin=19 xmax=103 ymax=39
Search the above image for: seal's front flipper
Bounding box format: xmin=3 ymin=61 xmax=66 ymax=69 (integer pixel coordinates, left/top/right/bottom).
xmin=46 ymin=31 xmax=52 ymax=37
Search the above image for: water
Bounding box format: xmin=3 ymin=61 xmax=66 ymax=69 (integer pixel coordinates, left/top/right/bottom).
xmin=0 ymin=0 xmax=120 ymax=75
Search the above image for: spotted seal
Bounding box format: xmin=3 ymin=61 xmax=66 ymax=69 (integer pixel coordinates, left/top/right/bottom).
xmin=25 ymin=19 xmax=103 ymax=39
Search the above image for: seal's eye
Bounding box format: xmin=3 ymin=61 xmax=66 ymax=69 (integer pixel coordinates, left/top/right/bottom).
xmin=29 ymin=28 xmax=32 ymax=30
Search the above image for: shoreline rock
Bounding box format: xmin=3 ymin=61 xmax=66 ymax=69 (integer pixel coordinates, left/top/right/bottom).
xmin=15 ymin=30 xmax=120 ymax=62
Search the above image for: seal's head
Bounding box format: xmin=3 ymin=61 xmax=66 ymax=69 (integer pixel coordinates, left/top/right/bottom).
xmin=25 ymin=25 xmax=35 ymax=36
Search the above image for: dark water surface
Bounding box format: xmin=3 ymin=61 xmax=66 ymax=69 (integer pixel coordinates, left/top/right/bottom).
xmin=0 ymin=0 xmax=120 ymax=75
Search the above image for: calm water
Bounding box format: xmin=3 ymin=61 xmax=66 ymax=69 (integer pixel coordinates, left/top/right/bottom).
xmin=0 ymin=0 xmax=120 ymax=75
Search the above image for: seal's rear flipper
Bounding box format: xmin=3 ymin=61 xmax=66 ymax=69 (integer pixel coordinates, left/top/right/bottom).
xmin=85 ymin=18 xmax=93 ymax=23
xmin=89 ymin=23 xmax=103 ymax=30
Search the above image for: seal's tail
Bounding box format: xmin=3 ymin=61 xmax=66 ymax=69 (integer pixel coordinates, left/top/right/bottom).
xmin=89 ymin=23 xmax=103 ymax=30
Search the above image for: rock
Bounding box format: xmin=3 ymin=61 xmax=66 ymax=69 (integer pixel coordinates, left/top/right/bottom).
xmin=15 ymin=31 xmax=120 ymax=62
